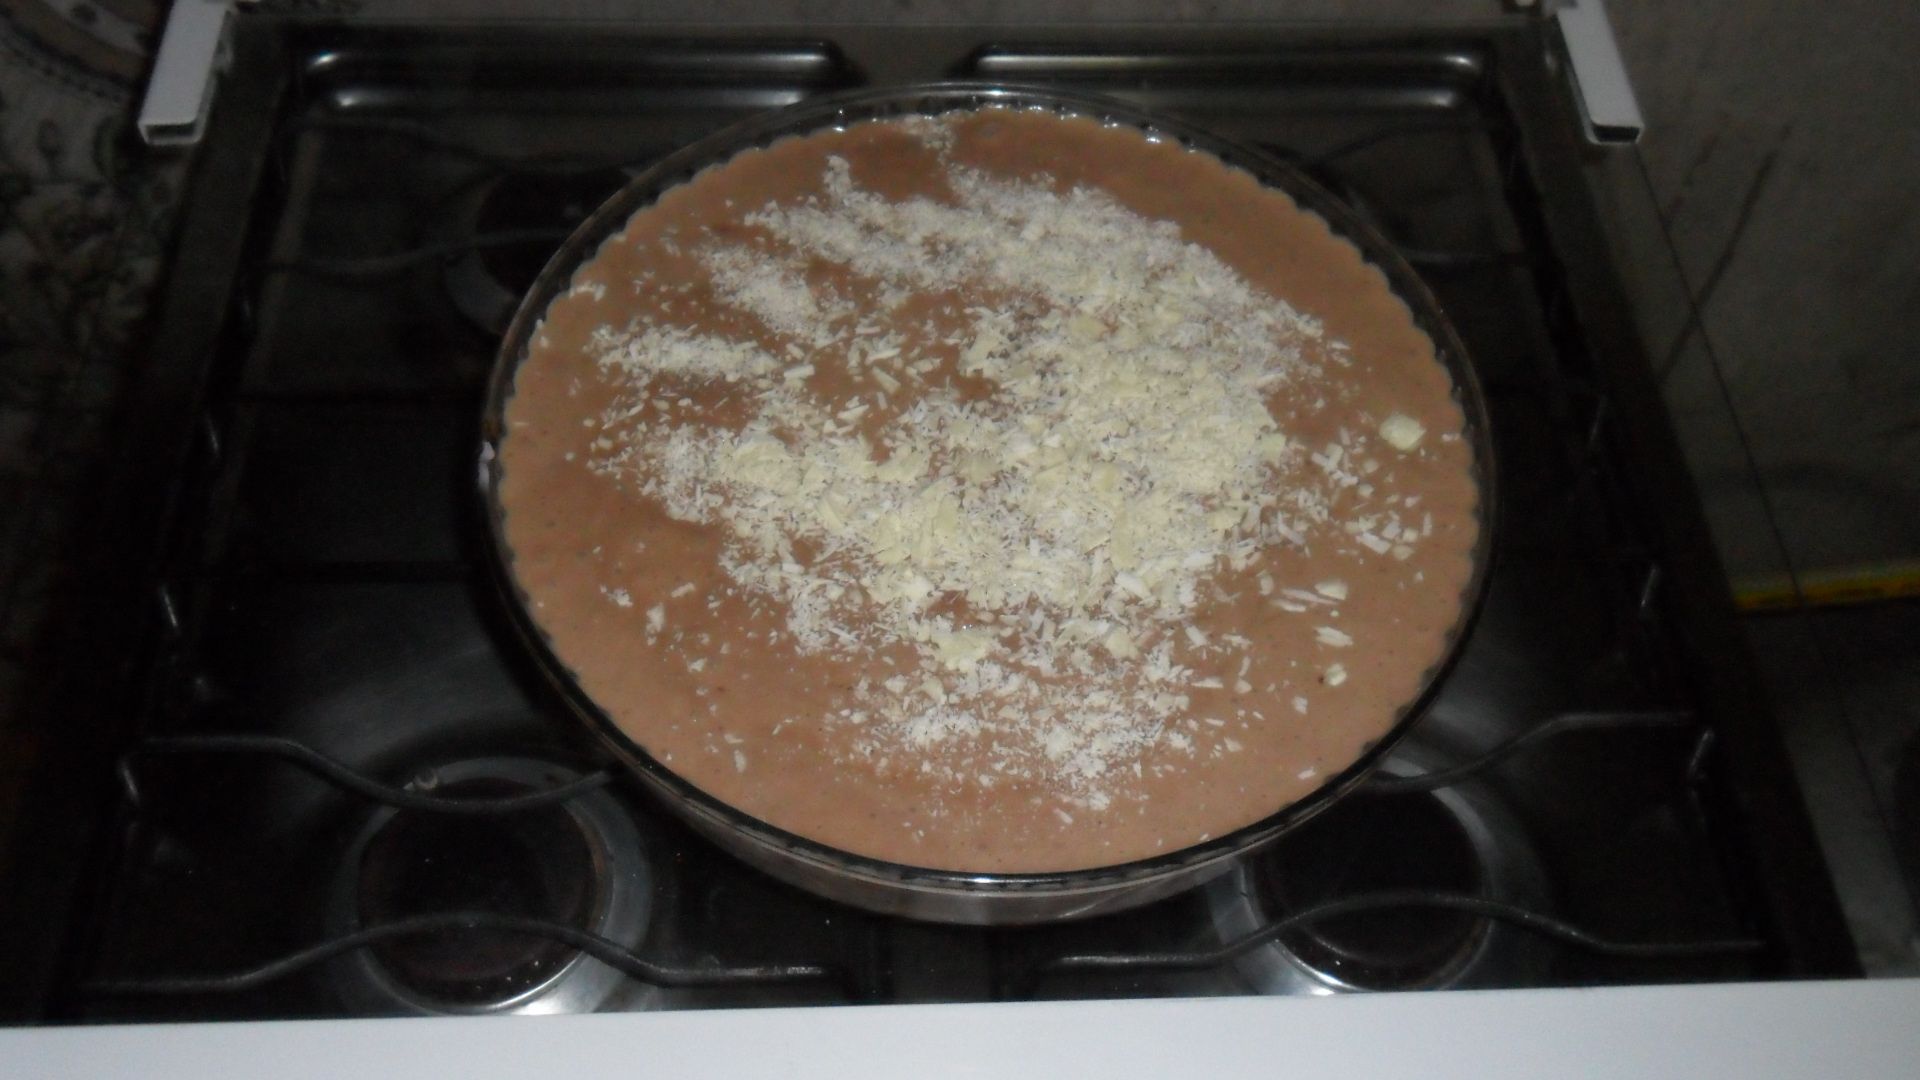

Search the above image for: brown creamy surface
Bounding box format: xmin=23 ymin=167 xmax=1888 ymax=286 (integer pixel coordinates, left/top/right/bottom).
xmin=498 ymin=110 xmax=1479 ymax=873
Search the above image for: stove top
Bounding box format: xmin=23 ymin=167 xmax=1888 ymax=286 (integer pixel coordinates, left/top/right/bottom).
xmin=0 ymin=16 xmax=1857 ymax=1023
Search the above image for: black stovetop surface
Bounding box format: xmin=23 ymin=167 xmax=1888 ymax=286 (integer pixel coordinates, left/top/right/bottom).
xmin=3 ymin=17 xmax=1857 ymax=1023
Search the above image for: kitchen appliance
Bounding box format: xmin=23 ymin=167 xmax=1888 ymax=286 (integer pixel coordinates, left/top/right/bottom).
xmin=0 ymin=13 xmax=1857 ymax=1023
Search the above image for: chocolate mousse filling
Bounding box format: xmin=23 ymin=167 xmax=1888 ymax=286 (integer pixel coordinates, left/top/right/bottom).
xmin=497 ymin=109 xmax=1479 ymax=874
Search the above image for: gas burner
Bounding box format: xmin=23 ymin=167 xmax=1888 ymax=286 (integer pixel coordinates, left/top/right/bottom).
xmin=1208 ymin=756 xmax=1552 ymax=994
xmin=441 ymin=169 xmax=631 ymax=335
xmin=326 ymin=756 xmax=654 ymax=1015
xmin=1266 ymin=790 xmax=1483 ymax=988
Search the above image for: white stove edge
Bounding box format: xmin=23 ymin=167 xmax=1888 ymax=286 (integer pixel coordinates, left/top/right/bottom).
xmin=6 ymin=978 xmax=1917 ymax=1079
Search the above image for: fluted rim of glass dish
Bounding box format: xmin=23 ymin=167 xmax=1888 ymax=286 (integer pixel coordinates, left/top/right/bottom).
xmin=479 ymin=81 xmax=1498 ymax=905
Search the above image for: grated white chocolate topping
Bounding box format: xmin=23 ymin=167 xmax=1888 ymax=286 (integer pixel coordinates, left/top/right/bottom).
xmin=499 ymin=109 xmax=1479 ymax=872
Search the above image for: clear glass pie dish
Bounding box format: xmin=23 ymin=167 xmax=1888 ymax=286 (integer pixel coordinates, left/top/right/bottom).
xmin=480 ymin=82 xmax=1496 ymax=925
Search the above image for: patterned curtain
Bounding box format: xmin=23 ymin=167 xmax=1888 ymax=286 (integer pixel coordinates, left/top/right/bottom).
xmin=0 ymin=0 xmax=186 ymax=726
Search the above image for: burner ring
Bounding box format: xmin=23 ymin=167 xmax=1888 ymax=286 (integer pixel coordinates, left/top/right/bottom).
xmin=440 ymin=169 xmax=632 ymax=336
xmin=1258 ymin=787 xmax=1488 ymax=989
xmin=326 ymin=756 xmax=654 ymax=1015
xmin=1206 ymin=756 xmax=1552 ymax=994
